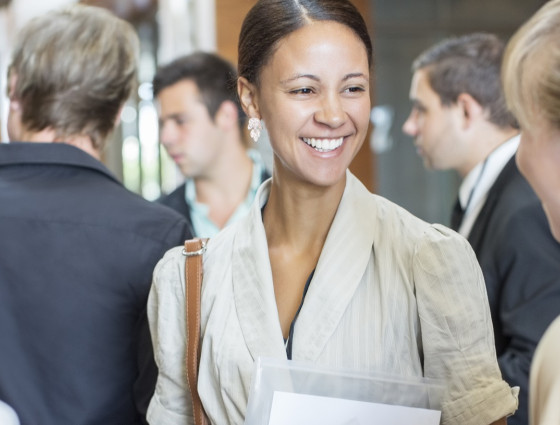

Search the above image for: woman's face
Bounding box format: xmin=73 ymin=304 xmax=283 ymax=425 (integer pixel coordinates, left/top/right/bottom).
xmin=254 ymin=21 xmax=371 ymax=188
xmin=517 ymin=115 xmax=560 ymax=241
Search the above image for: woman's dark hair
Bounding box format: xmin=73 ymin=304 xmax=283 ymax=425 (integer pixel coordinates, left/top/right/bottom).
xmin=238 ymin=0 xmax=373 ymax=85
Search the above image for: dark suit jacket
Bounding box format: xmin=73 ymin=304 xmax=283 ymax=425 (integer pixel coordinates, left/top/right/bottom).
xmin=467 ymin=156 xmax=560 ymax=425
xmin=0 ymin=143 xmax=191 ymax=425
xmin=158 ymin=167 xmax=271 ymax=237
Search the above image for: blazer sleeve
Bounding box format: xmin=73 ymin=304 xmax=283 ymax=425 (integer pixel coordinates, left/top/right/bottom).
xmin=146 ymin=247 xmax=195 ymax=425
xmin=413 ymin=225 xmax=518 ymax=425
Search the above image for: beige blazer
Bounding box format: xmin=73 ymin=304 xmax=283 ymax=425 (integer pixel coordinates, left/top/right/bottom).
xmin=147 ymin=171 xmax=518 ymax=425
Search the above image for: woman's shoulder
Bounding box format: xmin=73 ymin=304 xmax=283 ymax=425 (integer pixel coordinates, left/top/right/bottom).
xmin=345 ymin=173 xmax=469 ymax=259
xmin=151 ymin=245 xmax=187 ymax=295
xmin=367 ymin=190 xmax=466 ymax=249
xmin=347 ymin=172 xmax=443 ymax=236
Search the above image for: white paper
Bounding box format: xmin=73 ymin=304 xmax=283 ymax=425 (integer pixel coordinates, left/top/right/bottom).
xmin=268 ymin=391 xmax=441 ymax=425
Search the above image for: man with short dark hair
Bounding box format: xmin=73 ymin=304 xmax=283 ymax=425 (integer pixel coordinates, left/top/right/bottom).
xmin=153 ymin=52 xmax=270 ymax=237
xmin=0 ymin=5 xmax=190 ymax=424
xmin=403 ymin=33 xmax=560 ymax=425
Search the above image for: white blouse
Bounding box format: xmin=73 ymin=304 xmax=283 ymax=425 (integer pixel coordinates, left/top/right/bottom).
xmin=147 ymin=171 xmax=518 ymax=425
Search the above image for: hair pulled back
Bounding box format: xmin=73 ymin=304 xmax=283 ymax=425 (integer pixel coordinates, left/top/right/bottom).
xmin=238 ymin=0 xmax=372 ymax=86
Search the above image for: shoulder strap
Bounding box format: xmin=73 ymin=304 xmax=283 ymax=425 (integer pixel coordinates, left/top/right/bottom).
xmin=183 ymin=238 xmax=209 ymax=425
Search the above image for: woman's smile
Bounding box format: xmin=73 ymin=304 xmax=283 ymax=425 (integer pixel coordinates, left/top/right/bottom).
xmin=302 ymin=136 xmax=345 ymax=152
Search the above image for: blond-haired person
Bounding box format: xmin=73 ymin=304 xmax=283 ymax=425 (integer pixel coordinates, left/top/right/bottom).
xmin=502 ymin=1 xmax=560 ymax=424
xmin=0 ymin=5 xmax=190 ymax=424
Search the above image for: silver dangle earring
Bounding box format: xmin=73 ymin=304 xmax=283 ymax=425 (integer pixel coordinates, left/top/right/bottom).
xmin=248 ymin=117 xmax=262 ymax=143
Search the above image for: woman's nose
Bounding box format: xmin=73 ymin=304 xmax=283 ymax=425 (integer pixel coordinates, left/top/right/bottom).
xmin=314 ymin=94 xmax=345 ymax=128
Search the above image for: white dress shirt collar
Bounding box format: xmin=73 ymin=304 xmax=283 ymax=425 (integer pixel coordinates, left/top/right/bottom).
xmin=457 ymin=134 xmax=520 ymax=237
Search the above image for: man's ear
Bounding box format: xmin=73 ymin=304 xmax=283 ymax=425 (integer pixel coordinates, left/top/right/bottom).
xmin=457 ymin=92 xmax=484 ymax=129
xmin=237 ymin=77 xmax=260 ymax=119
xmin=215 ymin=100 xmax=239 ymax=130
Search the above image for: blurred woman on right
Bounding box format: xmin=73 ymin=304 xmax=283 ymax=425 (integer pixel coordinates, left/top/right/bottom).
xmin=502 ymin=1 xmax=560 ymax=424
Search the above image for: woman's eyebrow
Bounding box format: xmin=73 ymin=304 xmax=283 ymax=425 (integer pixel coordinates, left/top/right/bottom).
xmin=342 ymin=72 xmax=368 ymax=81
xmin=280 ymin=72 xmax=368 ymax=86
xmin=280 ymin=73 xmax=320 ymax=85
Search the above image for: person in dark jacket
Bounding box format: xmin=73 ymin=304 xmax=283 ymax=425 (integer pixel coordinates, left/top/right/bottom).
xmin=153 ymin=52 xmax=270 ymax=238
xmin=0 ymin=5 xmax=190 ymax=425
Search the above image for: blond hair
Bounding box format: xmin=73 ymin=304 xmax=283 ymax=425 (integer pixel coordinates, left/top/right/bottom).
xmin=502 ymin=0 xmax=560 ymax=131
xmin=9 ymin=4 xmax=139 ymax=150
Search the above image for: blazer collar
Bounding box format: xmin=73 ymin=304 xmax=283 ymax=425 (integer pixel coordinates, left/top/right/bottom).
xmin=467 ymin=155 xmax=518 ymax=251
xmin=0 ymin=142 xmax=120 ymax=184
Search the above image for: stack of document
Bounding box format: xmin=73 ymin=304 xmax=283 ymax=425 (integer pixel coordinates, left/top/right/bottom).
xmin=244 ymin=357 xmax=444 ymax=425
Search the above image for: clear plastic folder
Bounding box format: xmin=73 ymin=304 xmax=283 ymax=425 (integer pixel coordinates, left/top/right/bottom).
xmin=244 ymin=357 xmax=444 ymax=425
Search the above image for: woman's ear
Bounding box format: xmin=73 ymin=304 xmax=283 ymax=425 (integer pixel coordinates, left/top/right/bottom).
xmin=237 ymin=77 xmax=260 ymax=119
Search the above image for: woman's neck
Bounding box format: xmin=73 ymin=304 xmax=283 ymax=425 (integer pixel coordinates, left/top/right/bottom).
xmin=263 ymin=172 xmax=346 ymax=255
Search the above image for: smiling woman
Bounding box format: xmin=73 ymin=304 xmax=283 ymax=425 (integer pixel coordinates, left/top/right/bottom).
xmin=146 ymin=1 xmax=518 ymax=425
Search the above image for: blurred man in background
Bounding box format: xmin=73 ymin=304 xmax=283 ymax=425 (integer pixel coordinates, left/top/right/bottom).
xmin=153 ymin=52 xmax=270 ymax=238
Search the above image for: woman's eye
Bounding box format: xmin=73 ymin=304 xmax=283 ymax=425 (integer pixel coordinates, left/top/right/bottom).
xmin=345 ymin=86 xmax=366 ymax=94
xmin=291 ymin=87 xmax=314 ymax=95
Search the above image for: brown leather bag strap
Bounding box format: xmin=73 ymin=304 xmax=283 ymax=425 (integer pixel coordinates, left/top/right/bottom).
xmin=183 ymin=238 xmax=209 ymax=425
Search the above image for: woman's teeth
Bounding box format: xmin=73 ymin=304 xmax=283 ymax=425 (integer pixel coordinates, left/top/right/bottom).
xmin=302 ymin=137 xmax=344 ymax=152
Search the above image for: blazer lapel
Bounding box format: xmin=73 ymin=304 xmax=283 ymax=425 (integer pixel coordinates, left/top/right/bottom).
xmin=468 ymin=157 xmax=517 ymax=253
xmin=292 ymin=172 xmax=376 ymax=362
xmin=232 ymin=182 xmax=287 ymax=361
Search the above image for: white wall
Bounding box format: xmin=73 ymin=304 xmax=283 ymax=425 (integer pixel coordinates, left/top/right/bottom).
xmin=157 ymin=0 xmax=215 ymax=64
